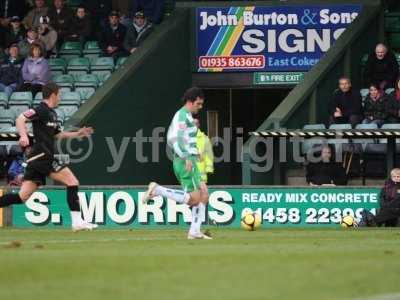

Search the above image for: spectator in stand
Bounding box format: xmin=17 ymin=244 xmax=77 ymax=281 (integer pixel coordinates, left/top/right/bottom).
xmin=99 ymin=10 xmax=127 ymax=60
xmin=112 ymin=0 xmax=132 ymax=26
xmin=364 ymin=43 xmax=399 ymax=90
xmin=131 ymin=0 xmax=164 ymax=24
xmin=328 ymin=76 xmax=363 ymax=127
xmin=86 ymin=0 xmax=112 ymax=32
xmin=8 ymin=154 xmax=24 ymax=186
xmin=123 ymin=11 xmax=152 ymax=54
xmin=0 ymin=0 xmax=28 ymax=27
xmin=23 ymin=0 xmax=48 ymax=30
xmin=362 ymin=83 xmax=389 ymax=127
xmin=0 ymin=44 xmax=23 ymax=98
xmin=38 ymin=15 xmax=57 ymax=57
xmin=66 ymin=6 xmax=91 ymax=47
xmin=18 ymin=27 xmax=45 ymax=58
xmin=19 ymin=43 xmax=51 ymax=97
xmin=48 ymin=0 xmax=73 ymax=49
xmin=4 ymin=16 xmax=26 ymax=48
xmin=306 ymin=144 xmax=347 ymax=186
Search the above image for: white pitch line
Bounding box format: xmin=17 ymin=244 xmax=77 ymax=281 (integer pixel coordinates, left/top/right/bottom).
xmin=351 ymin=293 xmax=400 ymax=300
xmin=0 ymin=236 xmax=179 ymax=245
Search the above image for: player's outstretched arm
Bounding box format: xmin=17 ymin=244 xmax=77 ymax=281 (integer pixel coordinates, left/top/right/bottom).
xmin=16 ymin=114 xmax=30 ymax=147
xmin=55 ymin=126 xmax=94 ymax=140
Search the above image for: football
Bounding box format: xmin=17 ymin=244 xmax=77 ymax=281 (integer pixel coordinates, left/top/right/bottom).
xmin=341 ymin=215 xmax=357 ymax=228
xmin=241 ymin=210 xmax=262 ymax=231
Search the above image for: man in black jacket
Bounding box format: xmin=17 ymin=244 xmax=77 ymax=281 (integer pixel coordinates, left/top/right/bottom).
xmin=123 ymin=11 xmax=152 ymax=54
xmin=47 ymin=0 xmax=73 ymax=48
xmin=328 ymin=77 xmax=363 ymax=127
xmin=306 ymin=145 xmax=347 ymax=186
xmin=0 ymin=44 xmax=23 ymax=98
xmin=364 ymin=43 xmax=399 ymax=90
xmin=66 ymin=6 xmax=91 ymax=47
xmin=99 ymin=10 xmax=127 ymax=60
xmin=4 ymin=16 xmax=26 ymax=48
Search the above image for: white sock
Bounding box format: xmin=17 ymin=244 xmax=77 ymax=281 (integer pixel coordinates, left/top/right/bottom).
xmin=189 ymin=204 xmax=202 ymax=235
xmin=71 ymin=211 xmax=82 ymax=226
xmin=154 ymin=185 xmax=190 ymax=204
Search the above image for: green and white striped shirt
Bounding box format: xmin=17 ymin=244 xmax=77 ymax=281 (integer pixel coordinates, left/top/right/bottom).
xmin=167 ymin=106 xmax=198 ymax=159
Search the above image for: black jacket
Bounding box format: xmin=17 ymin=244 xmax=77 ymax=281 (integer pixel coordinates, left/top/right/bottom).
xmin=123 ymin=22 xmax=152 ymax=51
xmin=48 ymin=6 xmax=73 ymax=38
xmin=363 ymin=93 xmax=389 ymax=120
xmin=364 ymin=51 xmax=399 ymax=88
xmin=4 ymin=26 xmax=25 ymax=48
xmin=306 ymin=161 xmax=347 ymax=186
xmin=99 ymin=23 xmax=127 ymax=51
xmin=0 ymin=55 xmax=23 ymax=85
xmin=329 ymin=89 xmax=363 ymax=118
xmin=70 ymin=15 xmax=91 ymax=38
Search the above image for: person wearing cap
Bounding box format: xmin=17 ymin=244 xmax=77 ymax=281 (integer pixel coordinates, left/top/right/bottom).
xmin=130 ymin=0 xmax=164 ymax=24
xmin=66 ymin=5 xmax=91 ymax=46
xmin=0 ymin=44 xmax=23 ymax=98
xmin=4 ymin=16 xmax=26 ymax=48
xmin=98 ymin=10 xmax=127 ymax=60
xmin=123 ymin=11 xmax=152 ymax=54
xmin=48 ymin=0 xmax=73 ymax=49
xmin=23 ymin=0 xmax=49 ymax=30
xmin=38 ymin=15 xmax=57 ymax=57
xmin=18 ymin=27 xmax=45 ymax=58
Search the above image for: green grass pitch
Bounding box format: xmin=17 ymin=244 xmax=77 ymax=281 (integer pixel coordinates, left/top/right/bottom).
xmin=0 ymin=228 xmax=399 ymax=300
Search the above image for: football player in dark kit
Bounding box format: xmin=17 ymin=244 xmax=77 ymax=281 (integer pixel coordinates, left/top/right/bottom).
xmin=0 ymin=82 xmax=97 ymax=231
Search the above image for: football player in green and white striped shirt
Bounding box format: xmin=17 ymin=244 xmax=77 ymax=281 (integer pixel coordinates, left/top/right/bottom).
xmin=142 ymin=87 xmax=211 ymax=239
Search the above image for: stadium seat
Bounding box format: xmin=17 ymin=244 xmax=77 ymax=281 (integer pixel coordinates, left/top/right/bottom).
xmin=360 ymin=89 xmax=369 ymax=104
xmin=328 ymin=124 xmax=352 ymax=130
xmin=33 ymin=92 xmax=43 ymax=106
xmin=49 ymin=58 xmax=67 ymax=74
xmin=0 ymin=92 xmax=8 ymax=109
xmin=302 ymin=124 xmax=326 ymax=130
xmin=8 ymin=92 xmax=32 ymax=116
xmin=116 ymin=57 xmax=128 ymax=69
xmin=0 ymin=109 xmax=15 ymax=128
xmin=54 ymin=108 xmax=65 ymax=125
xmin=83 ymin=41 xmax=102 ymax=60
xmin=93 ymin=71 xmax=112 ymax=85
xmin=59 ymin=91 xmax=81 ymax=117
xmin=67 ymin=57 xmax=90 ymax=77
xmin=0 ymin=122 xmax=12 ymax=131
xmin=76 ymin=87 xmax=95 ymax=101
xmin=74 ymin=74 xmax=98 ymax=88
xmin=59 ymin=41 xmax=82 ymax=60
xmin=385 ymin=88 xmax=395 ymax=94
xmin=385 ymin=13 xmax=400 ymax=32
xmin=91 ymin=57 xmax=114 ymax=72
xmin=53 ymin=74 xmax=74 ymax=91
